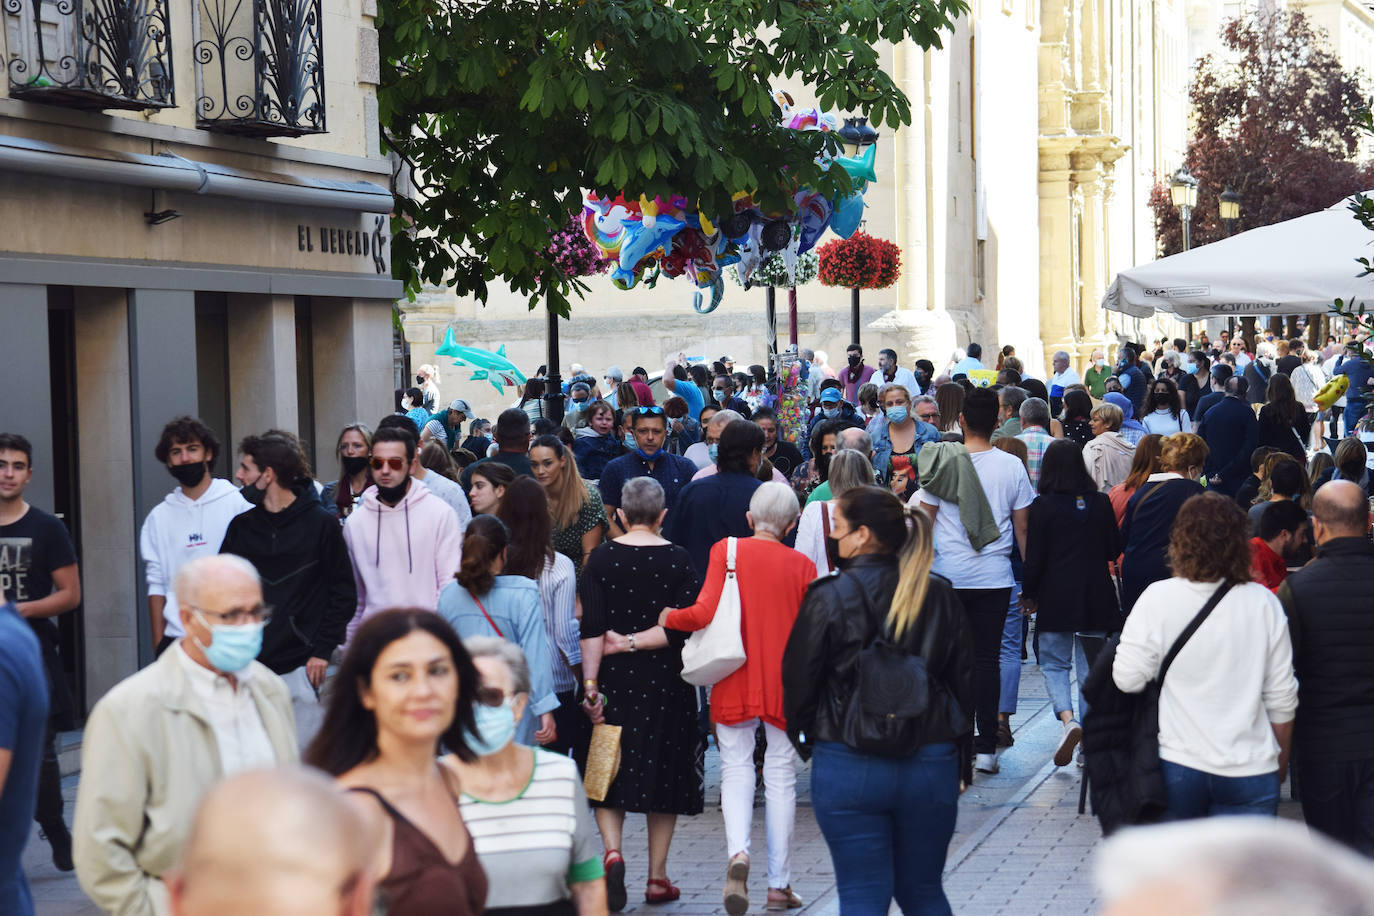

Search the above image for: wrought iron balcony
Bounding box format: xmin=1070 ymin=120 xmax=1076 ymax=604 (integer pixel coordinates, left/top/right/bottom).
xmin=194 ymin=0 xmax=325 ymax=137
xmin=3 ymin=0 xmax=174 ymax=110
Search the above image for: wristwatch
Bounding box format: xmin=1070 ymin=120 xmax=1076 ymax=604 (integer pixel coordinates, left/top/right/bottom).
xmin=629 ymin=633 xmax=638 ymax=652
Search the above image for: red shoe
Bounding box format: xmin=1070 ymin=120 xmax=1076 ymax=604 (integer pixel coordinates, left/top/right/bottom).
xmin=603 ymin=850 xmax=626 ymax=912
xmin=645 ymin=877 xmax=681 ymax=904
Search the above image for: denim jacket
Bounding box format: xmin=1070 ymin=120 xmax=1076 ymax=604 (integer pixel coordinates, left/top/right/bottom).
xmin=866 ymin=415 xmax=940 ymax=482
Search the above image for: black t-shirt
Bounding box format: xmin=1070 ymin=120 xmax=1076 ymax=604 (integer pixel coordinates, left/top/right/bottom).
xmin=767 ymin=441 xmax=804 ymax=478
xmin=1277 ymin=355 xmax=1302 ymax=377
xmin=0 ymin=506 xmax=76 ymax=607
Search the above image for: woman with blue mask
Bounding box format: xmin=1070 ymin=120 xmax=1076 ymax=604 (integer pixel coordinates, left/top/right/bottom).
xmin=438 ymin=515 xmax=560 ymax=747
xmin=447 ymin=637 xmax=609 ymax=915
xmin=868 ymin=384 xmax=940 ymax=483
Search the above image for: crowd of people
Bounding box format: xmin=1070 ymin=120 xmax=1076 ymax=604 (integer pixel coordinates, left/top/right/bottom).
xmin=2 ymin=329 xmax=1374 ymax=915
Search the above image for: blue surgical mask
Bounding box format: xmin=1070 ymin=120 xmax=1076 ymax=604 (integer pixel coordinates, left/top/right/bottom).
xmin=623 ymin=433 xmax=636 ymax=450
xmin=466 ymin=702 xmax=517 ymax=756
xmin=1184 ymin=362 xmax=1197 ymax=374
xmin=822 ymin=406 xmax=840 ymax=420
xmin=707 ymin=443 xmax=719 ymax=463
xmin=885 ymin=406 xmax=909 ymax=424
xmin=713 ymin=389 xmax=729 ymax=403
xmin=192 ymin=612 xmax=265 ymax=674
xmin=571 ymin=399 xmax=588 ymax=411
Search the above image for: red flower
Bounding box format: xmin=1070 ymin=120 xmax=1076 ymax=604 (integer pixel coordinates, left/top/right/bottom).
xmin=817 ymin=232 xmax=902 ymax=289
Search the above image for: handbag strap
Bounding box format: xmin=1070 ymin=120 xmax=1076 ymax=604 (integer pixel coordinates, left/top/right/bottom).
xmin=820 ymin=504 xmax=833 ymax=573
xmin=1130 ymin=481 xmax=1169 ymax=527
xmin=469 ymin=590 xmax=504 ymax=639
xmin=726 ymin=537 xmax=737 ymax=575
xmin=1157 ymin=582 xmax=1232 ymax=683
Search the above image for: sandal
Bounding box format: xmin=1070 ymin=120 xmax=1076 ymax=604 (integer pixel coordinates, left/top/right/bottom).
xmin=645 ymin=877 xmax=681 ymax=904
xmin=767 ymin=886 xmax=804 ymax=910
xmin=603 ymin=850 xmax=626 ymax=912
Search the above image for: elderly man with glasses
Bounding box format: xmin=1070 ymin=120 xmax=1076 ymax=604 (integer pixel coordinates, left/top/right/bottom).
xmin=73 ymin=554 xmax=298 ymax=916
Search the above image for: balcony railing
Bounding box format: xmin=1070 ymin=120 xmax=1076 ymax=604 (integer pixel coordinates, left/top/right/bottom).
xmin=194 ymin=0 xmax=325 ymax=137
xmin=3 ymin=0 xmax=174 ymax=110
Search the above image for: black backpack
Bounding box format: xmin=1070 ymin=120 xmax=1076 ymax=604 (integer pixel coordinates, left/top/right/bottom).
xmin=1081 ymin=582 xmax=1231 ymax=834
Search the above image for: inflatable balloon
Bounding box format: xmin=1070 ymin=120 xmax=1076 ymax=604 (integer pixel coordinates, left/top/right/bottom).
xmin=829 ymin=192 xmax=865 ymax=239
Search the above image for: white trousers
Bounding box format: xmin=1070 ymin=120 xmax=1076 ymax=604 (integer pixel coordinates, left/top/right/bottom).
xmin=716 ymin=719 xmax=798 ymax=888
xmin=280 ymin=666 xmax=324 ymax=749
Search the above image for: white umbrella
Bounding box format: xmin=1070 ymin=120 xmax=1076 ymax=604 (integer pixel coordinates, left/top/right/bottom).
xmin=1101 ymin=193 xmax=1374 ymax=320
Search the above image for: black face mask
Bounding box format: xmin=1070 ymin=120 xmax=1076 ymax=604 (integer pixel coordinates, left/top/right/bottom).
xmin=416 ymin=375 xmax=425 ymax=385
xmin=169 ymin=461 xmax=208 ymax=488
xmin=1153 ymin=393 xmax=1171 ymax=407
xmin=376 ymin=477 xmax=410 ymax=506
xmin=848 ymin=354 xmax=862 ymax=368
xmin=240 ymin=477 xmax=267 ymax=506
xmin=341 ymin=455 xmax=370 ymax=476
xmin=816 ymin=452 xmax=832 ymax=482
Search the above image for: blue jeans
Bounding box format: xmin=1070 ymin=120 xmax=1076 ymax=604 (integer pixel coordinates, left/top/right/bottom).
xmin=811 ymin=741 xmax=957 ymax=915
xmin=1036 ymin=631 xmax=1095 ymax=721
xmin=1160 ymin=760 xmax=1280 ymax=821
xmin=999 ymin=582 xmax=1023 ymax=715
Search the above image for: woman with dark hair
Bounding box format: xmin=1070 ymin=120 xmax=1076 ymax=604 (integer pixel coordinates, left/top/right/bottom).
xmin=1120 ymin=434 xmax=1209 ymax=612
xmin=743 ymin=364 xmax=775 ymax=413
xmin=783 ymin=486 xmax=974 ymax=914
xmin=1258 ymin=372 xmax=1311 ymax=463
xmin=420 ymin=439 xmax=460 ymax=482
xmin=437 ymin=515 xmax=559 ymax=747
xmin=1141 ymin=376 xmax=1190 ymax=436
xmin=467 ymin=461 xmax=515 ymax=516
xmin=320 ymin=423 xmax=373 ymax=520
xmin=579 ymin=477 xmax=703 ymax=908
xmin=1186 ymin=350 xmax=1213 ymax=415
xmin=572 ymin=401 xmax=625 ymax=481
xmin=520 ymin=378 xmax=549 ymax=422
xmin=1061 ymin=389 xmax=1094 ymax=446
xmin=304 ymin=609 xmax=487 ymax=915
xmin=663 ymin=396 xmax=699 ymax=456
xmin=935 ymin=382 xmax=965 ymax=438
xmin=1112 ymin=493 xmax=1298 ymax=820
xmin=402 ymin=387 xmax=431 ymax=434
xmin=529 ymin=435 xmax=606 ymax=579
xmin=1021 ymin=440 xmax=1121 ymax=769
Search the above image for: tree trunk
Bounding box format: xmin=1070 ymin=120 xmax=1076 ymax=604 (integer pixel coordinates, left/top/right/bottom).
xmin=1241 ymin=316 xmax=1258 ymax=352
xmin=1268 ymin=316 xmax=1285 ymax=339
xmin=1307 ymin=314 xmax=1322 ymax=350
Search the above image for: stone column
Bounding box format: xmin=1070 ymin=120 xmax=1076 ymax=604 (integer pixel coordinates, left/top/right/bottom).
xmin=0 ymin=284 xmax=53 ymax=509
xmin=1039 ymin=143 xmax=1079 ymax=372
xmin=128 ymin=289 xmax=199 ymax=665
xmin=311 ymin=298 xmax=394 ymax=464
xmin=227 ymin=294 xmax=299 ymax=437
xmin=73 ymin=289 xmax=139 ymax=701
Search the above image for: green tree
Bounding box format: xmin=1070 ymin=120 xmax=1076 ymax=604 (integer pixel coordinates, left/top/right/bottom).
xmin=379 ymin=0 xmax=965 ymax=315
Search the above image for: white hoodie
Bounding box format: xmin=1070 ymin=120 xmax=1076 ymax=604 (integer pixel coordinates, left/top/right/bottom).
xmin=139 ymin=478 xmax=252 ymax=638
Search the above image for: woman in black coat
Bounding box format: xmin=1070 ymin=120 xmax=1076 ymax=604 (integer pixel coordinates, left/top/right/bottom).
xmin=1256 ymin=372 xmax=1311 ymax=463
xmin=1119 ymin=434 xmax=1209 ymax=613
xmin=1021 ymin=440 xmax=1121 ymax=767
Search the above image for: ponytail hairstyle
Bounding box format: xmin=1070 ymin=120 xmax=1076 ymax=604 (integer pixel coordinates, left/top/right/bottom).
xmin=455 ymin=515 xmax=509 ymax=595
xmin=835 ymin=485 xmax=935 ymax=640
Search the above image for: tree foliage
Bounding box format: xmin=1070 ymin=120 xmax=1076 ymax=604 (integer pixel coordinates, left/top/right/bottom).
xmin=379 ymin=0 xmax=966 ymax=314
xmin=1150 ymin=8 xmax=1374 ymax=255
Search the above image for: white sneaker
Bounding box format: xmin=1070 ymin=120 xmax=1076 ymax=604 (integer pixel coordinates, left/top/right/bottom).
xmin=975 ymin=753 xmax=1000 ymax=774
xmin=1054 ymin=720 xmax=1083 ymax=767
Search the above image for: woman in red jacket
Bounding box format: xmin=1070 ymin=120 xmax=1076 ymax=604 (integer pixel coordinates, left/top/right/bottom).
xmin=659 ymin=482 xmax=816 ymax=915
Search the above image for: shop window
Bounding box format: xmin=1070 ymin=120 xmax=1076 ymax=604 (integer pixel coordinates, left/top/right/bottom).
xmin=3 ymin=0 xmax=173 ymax=110
xmin=193 ymin=0 xmax=325 ymax=136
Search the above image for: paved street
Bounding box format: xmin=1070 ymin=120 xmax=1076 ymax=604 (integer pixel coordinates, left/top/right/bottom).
xmin=27 ymin=651 xmax=1298 ymax=915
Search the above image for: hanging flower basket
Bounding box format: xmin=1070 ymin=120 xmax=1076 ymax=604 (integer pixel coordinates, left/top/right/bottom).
xmin=546 ymin=214 xmax=612 ymax=279
xmin=729 ymin=250 xmax=819 ymax=289
xmin=817 ymin=231 xmax=901 ymax=289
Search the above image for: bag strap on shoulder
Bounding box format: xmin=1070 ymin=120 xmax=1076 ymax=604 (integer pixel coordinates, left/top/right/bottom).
xmin=726 ymin=537 xmax=737 ymax=574
xmin=469 ymin=590 xmax=504 ymax=639
xmin=1158 ymin=582 xmax=1232 ymax=683
xmin=1130 ymin=480 xmax=1170 ymax=527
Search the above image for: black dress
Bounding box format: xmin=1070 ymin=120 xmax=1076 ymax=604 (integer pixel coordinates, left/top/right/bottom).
xmin=1119 ymin=477 xmax=1205 ymax=613
xmin=1062 ymin=417 xmax=1093 ymax=446
xmin=578 ymin=541 xmax=704 ymax=815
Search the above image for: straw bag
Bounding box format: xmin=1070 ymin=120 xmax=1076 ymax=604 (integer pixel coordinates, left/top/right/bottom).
xmin=583 ymin=723 xmax=622 ymax=802
xmin=680 ymin=537 xmax=747 ymax=686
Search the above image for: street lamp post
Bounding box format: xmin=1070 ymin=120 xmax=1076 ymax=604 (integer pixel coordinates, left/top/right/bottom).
xmin=837 ymin=116 xmax=879 ymax=348
xmin=1218 ymin=187 xmax=1243 ymax=341
xmin=1169 ymin=166 xmax=1199 ymax=341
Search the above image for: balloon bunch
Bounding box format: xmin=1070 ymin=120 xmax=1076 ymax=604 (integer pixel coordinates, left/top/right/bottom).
xmin=581 ymin=92 xmax=877 ymax=313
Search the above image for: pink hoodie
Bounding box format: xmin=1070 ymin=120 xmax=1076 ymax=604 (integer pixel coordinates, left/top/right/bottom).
xmin=342 ymin=478 xmax=462 ymax=644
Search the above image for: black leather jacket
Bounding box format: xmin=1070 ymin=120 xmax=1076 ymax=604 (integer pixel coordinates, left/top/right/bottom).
xmin=782 ymin=553 xmax=975 ymax=782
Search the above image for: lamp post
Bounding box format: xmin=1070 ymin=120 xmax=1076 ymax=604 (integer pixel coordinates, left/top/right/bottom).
xmin=837 ymin=116 xmax=879 ymax=348
xmin=1218 ymin=187 xmax=1243 ymax=342
xmin=1169 ymin=166 xmax=1199 ymax=341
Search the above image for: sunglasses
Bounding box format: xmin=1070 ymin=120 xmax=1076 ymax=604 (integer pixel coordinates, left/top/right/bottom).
xmin=475 ymin=685 xmax=517 ymax=707
xmin=632 ymin=406 xmax=665 ymax=416
xmin=369 ymin=456 xmax=406 ymax=471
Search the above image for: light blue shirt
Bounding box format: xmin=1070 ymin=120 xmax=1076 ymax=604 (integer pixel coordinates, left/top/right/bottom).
xmin=951 ymin=356 xmax=985 ymax=377
xmin=438 ymin=576 xmax=559 ymax=746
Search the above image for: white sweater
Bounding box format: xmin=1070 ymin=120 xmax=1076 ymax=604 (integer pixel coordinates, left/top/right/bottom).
xmin=1113 ymin=577 xmax=1298 ymax=777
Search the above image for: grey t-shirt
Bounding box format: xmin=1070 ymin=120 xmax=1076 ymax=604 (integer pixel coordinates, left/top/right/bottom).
xmin=460 ymin=749 xmax=604 ymax=907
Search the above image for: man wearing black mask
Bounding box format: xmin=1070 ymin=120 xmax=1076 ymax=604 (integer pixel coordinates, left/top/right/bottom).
xmin=220 ymin=432 xmax=356 ymax=744
xmin=139 ymin=417 xmax=251 ymax=655
xmin=841 ymin=343 xmax=876 ymax=403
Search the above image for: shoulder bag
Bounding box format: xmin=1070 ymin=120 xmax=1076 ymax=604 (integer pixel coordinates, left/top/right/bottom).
xmin=680 ymin=538 xmax=747 ymax=686
xmin=1081 ymin=582 xmax=1232 ymax=834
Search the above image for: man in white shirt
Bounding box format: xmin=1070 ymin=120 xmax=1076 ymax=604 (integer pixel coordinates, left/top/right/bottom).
xmin=74 ymin=555 xmax=297 ymax=916
xmin=1048 ymin=350 xmax=1082 ymax=414
xmin=874 ymin=348 xmax=921 ymax=394
xmin=950 ymin=342 xmax=987 ymax=378
xmin=917 ymin=387 xmax=1034 ymax=776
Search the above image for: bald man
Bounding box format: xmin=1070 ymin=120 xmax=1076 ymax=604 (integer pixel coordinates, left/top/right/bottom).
xmin=73 ymin=555 xmax=297 ymax=916
xmin=1277 ymin=479 xmax=1374 ymax=855
xmin=168 ymin=768 xmax=376 ymax=916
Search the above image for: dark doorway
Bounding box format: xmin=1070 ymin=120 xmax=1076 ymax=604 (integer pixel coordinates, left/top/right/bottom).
xmin=46 ymin=290 xmax=85 ymax=716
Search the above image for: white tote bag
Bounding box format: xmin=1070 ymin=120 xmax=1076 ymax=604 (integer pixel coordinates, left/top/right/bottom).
xmin=680 ymin=537 xmax=747 ymax=686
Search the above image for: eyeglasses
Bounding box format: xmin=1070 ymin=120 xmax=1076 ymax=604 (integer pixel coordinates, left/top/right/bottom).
xmin=190 ymin=603 xmax=272 ymax=627
xmin=369 ymin=456 xmax=406 ymax=471
xmin=475 ymin=685 xmax=520 ymax=707
xmin=632 ymin=406 xmax=665 ymax=416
